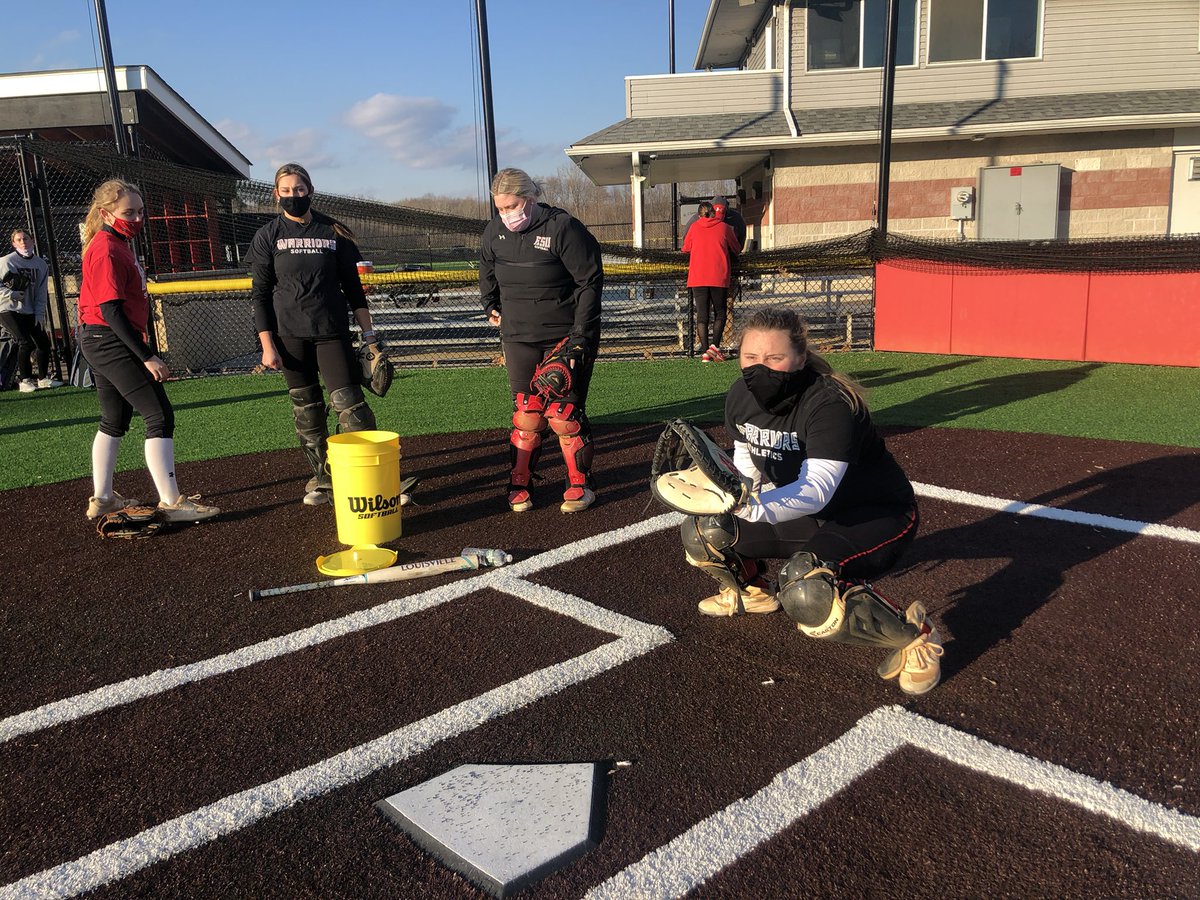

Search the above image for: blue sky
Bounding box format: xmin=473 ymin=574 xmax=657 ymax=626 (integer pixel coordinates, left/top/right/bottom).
xmin=16 ymin=0 xmax=711 ymax=202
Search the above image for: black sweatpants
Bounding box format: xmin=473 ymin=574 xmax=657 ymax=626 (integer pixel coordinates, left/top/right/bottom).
xmin=733 ymin=502 xmax=919 ymax=582
xmin=0 ymin=310 xmax=50 ymax=380
xmin=503 ymin=337 xmax=595 ymax=406
xmin=79 ymin=325 xmax=175 ymax=438
xmin=275 ymin=334 xmax=360 ymax=393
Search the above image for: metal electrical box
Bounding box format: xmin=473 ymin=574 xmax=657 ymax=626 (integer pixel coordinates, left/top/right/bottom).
xmin=949 ymin=186 xmax=975 ymax=220
xmin=977 ymin=163 xmax=1061 ymax=240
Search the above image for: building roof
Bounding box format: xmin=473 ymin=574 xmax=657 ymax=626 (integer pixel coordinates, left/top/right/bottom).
xmin=695 ymin=0 xmax=773 ymax=70
xmin=0 ymin=66 xmax=250 ymax=177
xmin=568 ymin=88 xmax=1200 ymax=185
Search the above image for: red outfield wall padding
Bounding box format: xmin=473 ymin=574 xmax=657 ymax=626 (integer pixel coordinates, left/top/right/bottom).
xmin=874 ymin=262 xmax=952 ymax=353
xmin=874 ymin=262 xmax=1200 ymax=367
xmin=1085 ymin=272 xmax=1200 ymax=367
xmin=950 ymin=270 xmax=1088 ymax=361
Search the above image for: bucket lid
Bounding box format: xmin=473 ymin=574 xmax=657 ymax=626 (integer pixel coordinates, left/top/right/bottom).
xmin=316 ymin=544 xmax=398 ymax=576
xmin=327 ymin=430 xmax=399 ymax=448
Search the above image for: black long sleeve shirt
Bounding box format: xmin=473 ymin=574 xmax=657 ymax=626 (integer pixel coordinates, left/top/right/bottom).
xmin=249 ymin=211 xmax=366 ymax=338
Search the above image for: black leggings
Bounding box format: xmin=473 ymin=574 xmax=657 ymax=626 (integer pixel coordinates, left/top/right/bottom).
xmin=733 ymin=503 xmax=919 ymax=582
xmin=275 ymin=334 xmax=360 ymax=393
xmin=0 ymin=310 xmax=50 ymax=379
xmin=692 ymin=287 xmax=728 ymax=349
xmin=79 ymin=326 xmax=174 ymax=438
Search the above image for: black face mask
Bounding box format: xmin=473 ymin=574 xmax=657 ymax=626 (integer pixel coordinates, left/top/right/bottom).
xmin=742 ymin=364 xmax=805 ymax=412
xmin=279 ymin=194 xmax=312 ymax=217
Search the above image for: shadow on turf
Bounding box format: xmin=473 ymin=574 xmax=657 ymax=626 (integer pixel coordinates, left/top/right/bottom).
xmin=898 ymin=453 xmax=1200 ymax=683
xmin=875 ymin=362 xmax=1103 ymax=432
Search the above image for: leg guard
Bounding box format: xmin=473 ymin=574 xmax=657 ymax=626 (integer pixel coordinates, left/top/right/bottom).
xmin=509 ymin=393 xmax=547 ymax=511
xmin=546 ymin=401 xmax=595 ymax=512
xmin=778 ymin=551 xmax=920 ymax=650
xmin=545 ymin=401 xmax=593 ymax=494
xmin=329 ymin=385 xmax=376 ymax=433
xmin=289 ymin=385 xmax=331 ymax=493
xmin=681 ymin=514 xmax=774 ymax=614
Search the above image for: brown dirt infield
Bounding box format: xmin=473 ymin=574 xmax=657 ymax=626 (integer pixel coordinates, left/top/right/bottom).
xmin=1 ymin=424 xmax=1197 ymax=898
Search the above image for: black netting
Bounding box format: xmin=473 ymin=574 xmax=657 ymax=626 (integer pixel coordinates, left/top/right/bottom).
xmin=10 ymin=135 xmax=1195 ymax=378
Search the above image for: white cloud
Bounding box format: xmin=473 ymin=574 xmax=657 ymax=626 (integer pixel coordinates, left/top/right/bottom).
xmin=263 ymin=127 xmax=338 ymax=171
xmin=343 ymin=92 xmax=550 ymax=172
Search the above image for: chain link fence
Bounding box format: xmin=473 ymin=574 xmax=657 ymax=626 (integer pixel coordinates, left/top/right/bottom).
xmin=0 ymin=137 xmax=876 ymax=379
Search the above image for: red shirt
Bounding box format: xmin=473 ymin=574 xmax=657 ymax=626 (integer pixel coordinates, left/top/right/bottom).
xmin=79 ymin=229 xmax=149 ymax=333
xmin=682 ymin=217 xmax=741 ymax=288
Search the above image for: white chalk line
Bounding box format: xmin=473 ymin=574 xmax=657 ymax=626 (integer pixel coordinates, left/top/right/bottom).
xmin=0 ymin=608 xmax=673 ymax=900
xmin=0 ymin=512 xmax=682 ymax=746
xmin=587 ymin=705 xmax=1200 ymax=899
xmin=4 ymin=494 xmax=1195 ymax=895
xmin=913 ymin=482 xmax=1200 ymax=544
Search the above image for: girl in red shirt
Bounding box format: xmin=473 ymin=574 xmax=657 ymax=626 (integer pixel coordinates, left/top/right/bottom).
xmin=78 ymin=178 xmax=218 ymax=523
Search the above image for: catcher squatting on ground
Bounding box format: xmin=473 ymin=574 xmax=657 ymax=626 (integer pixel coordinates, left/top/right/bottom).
xmin=650 ymin=417 xmax=943 ymax=696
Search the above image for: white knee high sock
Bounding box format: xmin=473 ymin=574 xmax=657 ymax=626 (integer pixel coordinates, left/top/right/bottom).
xmin=144 ymin=437 xmax=180 ymax=505
xmin=92 ymin=432 xmax=122 ymax=498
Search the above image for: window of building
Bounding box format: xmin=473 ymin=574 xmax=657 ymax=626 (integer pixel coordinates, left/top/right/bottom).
xmin=929 ymin=0 xmax=1041 ymax=63
xmin=807 ymin=0 xmax=918 ymax=71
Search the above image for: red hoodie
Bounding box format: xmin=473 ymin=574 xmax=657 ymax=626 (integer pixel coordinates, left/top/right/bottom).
xmin=682 ymin=217 xmax=741 ymax=288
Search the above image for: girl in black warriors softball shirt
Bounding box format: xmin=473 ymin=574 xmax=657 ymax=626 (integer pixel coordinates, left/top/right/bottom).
xmin=250 ymin=162 xmax=381 ymax=506
xmin=679 ymin=307 xmax=942 ymax=695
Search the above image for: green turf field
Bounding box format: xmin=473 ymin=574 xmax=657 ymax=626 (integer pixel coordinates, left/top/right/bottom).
xmin=1 ymin=352 xmax=1197 ymax=491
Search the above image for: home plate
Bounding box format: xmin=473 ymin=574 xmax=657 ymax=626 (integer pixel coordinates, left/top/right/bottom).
xmin=376 ymin=762 xmax=607 ymax=898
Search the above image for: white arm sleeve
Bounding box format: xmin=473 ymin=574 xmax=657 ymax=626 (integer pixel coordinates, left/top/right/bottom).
xmin=735 ymin=457 xmax=848 ymax=524
xmin=732 ymin=441 xmax=761 ymax=489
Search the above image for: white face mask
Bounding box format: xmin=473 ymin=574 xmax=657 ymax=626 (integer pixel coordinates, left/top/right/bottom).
xmin=500 ymin=200 xmax=532 ymax=232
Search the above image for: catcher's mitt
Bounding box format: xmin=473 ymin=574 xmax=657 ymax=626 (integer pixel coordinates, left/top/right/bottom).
xmin=531 ymin=336 xmax=588 ymax=401
xmin=95 ymin=506 xmax=167 ymax=540
xmin=359 ymin=340 xmax=394 ymax=397
xmin=649 ymin=419 xmax=750 ymax=515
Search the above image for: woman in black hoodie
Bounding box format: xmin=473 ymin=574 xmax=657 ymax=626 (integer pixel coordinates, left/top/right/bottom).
xmin=479 ymin=168 xmax=603 ymax=514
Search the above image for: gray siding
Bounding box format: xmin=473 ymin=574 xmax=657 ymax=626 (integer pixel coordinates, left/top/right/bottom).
xmin=790 ymin=0 xmax=1200 ymax=109
xmin=627 ymin=71 xmax=783 ymax=117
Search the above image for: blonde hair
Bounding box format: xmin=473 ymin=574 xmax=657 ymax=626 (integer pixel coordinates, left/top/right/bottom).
xmin=738 ymin=307 xmax=868 ymax=413
xmin=81 ymin=178 xmax=142 ymax=248
xmin=490 ymin=168 xmax=541 ymax=200
xmin=274 ymin=161 xmax=356 ymax=241
xmin=10 ymin=228 xmax=29 ymax=242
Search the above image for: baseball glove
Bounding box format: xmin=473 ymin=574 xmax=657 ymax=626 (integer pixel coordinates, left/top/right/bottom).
xmin=531 ymin=336 xmax=589 ymax=401
xmin=359 ymin=340 xmax=394 ymax=397
xmin=95 ymin=506 xmax=167 ymax=540
xmin=649 ymin=419 xmax=751 ymax=515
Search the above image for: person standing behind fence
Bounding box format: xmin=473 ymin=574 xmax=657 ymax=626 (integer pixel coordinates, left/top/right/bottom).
xmin=78 ymin=179 xmax=219 ymax=523
xmin=682 ymin=201 xmax=741 ymax=362
xmin=480 ymin=167 xmax=604 ymax=514
xmin=0 ymin=229 xmax=61 ymax=392
xmin=250 ymin=162 xmax=382 ymax=506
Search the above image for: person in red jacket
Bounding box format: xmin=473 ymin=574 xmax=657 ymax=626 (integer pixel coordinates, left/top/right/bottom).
xmin=682 ymin=201 xmax=741 ymax=362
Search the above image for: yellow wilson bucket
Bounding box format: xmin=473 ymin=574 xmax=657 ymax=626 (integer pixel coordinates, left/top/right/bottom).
xmin=326 ymin=430 xmax=403 ymax=548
